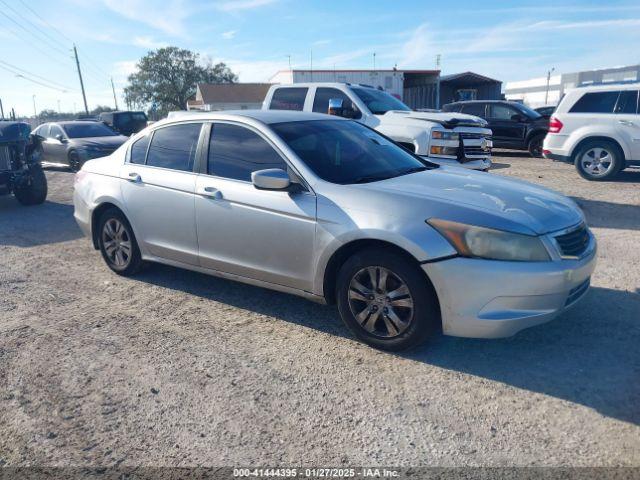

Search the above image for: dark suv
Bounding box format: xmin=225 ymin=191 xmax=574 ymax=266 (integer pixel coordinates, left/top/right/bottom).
xmin=99 ymin=111 xmax=148 ymax=137
xmin=443 ymin=100 xmax=549 ymax=157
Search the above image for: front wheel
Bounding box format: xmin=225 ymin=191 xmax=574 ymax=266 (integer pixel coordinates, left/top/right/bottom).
xmin=527 ymin=134 xmax=545 ymax=158
xmin=13 ymin=164 xmax=48 ymax=206
xmin=97 ymin=208 xmax=144 ymax=276
xmin=336 ymin=248 xmax=440 ymax=351
xmin=574 ymin=140 xmax=624 ymax=181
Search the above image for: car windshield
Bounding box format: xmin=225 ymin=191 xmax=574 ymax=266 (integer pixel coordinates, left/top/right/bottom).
xmin=62 ymin=123 xmax=118 ymax=138
xmin=271 ymin=120 xmax=432 ymax=185
xmin=514 ymin=103 xmax=542 ymax=119
xmin=351 ymin=87 xmax=411 ymax=115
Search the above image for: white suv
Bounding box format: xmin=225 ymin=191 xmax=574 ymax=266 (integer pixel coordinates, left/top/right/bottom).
xmin=543 ymin=83 xmax=640 ymax=180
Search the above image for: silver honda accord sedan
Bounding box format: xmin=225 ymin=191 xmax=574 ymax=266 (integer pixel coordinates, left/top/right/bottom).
xmin=73 ymin=110 xmax=597 ymax=351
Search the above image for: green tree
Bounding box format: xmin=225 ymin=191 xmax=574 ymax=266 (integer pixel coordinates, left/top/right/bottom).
xmin=90 ymin=105 xmax=114 ymax=115
xmin=123 ymin=47 xmax=237 ymax=115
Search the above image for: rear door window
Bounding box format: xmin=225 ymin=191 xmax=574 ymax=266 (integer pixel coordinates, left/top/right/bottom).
xmin=570 ymin=91 xmax=620 ymax=113
xmin=614 ymin=90 xmax=639 ymax=114
xmin=269 ymin=88 xmax=308 ymax=111
xmin=488 ymin=104 xmax=517 ymax=120
xmin=146 ymin=123 xmax=202 ymax=172
xmin=461 ymin=103 xmax=486 ymax=117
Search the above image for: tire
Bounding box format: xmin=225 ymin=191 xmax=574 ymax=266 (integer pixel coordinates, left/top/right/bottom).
xmin=97 ymin=208 xmax=144 ymax=276
xmin=13 ymin=164 xmax=48 ymax=206
xmin=527 ymin=134 xmax=545 ymax=158
xmin=68 ymin=150 xmax=82 ymax=172
xmin=573 ymin=139 xmax=624 ymax=181
xmin=336 ymin=247 xmax=440 ymax=351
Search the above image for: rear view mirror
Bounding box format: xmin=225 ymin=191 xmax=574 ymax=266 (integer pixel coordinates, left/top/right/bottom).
xmin=251 ymin=168 xmax=291 ymax=191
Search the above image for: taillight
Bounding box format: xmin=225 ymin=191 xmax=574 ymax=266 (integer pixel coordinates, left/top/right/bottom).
xmin=549 ymin=116 xmax=563 ymax=133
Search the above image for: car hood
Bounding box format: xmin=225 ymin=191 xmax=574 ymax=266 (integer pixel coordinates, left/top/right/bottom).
xmin=347 ymin=167 xmax=584 ymax=235
xmin=379 ymin=110 xmax=488 ymax=128
xmin=70 ymin=136 xmax=128 ymax=149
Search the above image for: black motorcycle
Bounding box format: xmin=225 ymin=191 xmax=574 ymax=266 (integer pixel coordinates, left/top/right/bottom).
xmin=0 ymin=121 xmax=47 ymax=205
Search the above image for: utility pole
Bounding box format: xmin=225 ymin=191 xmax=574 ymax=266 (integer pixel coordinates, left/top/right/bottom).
xmin=73 ymin=44 xmax=89 ymax=115
xmin=545 ymin=67 xmax=555 ymax=106
xmin=310 ymin=49 xmax=313 ymax=79
xmin=373 ymin=52 xmax=376 ymax=71
xmin=57 ymin=99 xmax=61 ymax=113
xmin=32 ymin=94 xmax=37 ymax=118
xmin=435 ymin=54 xmax=442 ymax=109
xmin=0 ymin=98 xmax=4 ymax=119
xmin=286 ymin=54 xmax=291 ymax=71
xmin=111 ymin=77 xmax=119 ymax=110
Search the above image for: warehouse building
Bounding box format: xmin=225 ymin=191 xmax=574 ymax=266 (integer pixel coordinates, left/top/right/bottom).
xmin=187 ymin=83 xmax=272 ymax=111
xmin=504 ymin=64 xmax=640 ymax=108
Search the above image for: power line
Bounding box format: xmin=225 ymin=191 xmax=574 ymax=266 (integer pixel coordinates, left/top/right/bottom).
xmin=17 ymin=0 xmax=75 ymax=44
xmin=0 ymin=60 xmax=77 ymax=91
xmin=0 ymin=63 xmax=71 ymax=93
xmin=0 ymin=0 xmax=72 ymax=59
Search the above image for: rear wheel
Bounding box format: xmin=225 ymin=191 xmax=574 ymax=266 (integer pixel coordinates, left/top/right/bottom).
xmin=574 ymin=140 xmax=624 ymax=181
xmin=68 ymin=150 xmax=82 ymax=172
xmin=13 ymin=164 xmax=48 ymax=206
xmin=97 ymin=208 xmax=143 ymax=276
xmin=336 ymin=248 xmax=439 ymax=351
xmin=527 ymin=134 xmax=545 ymax=158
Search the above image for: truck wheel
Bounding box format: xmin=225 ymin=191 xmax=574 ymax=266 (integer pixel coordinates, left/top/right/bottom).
xmin=527 ymin=134 xmax=545 ymax=158
xmin=14 ymin=164 xmax=48 ymax=206
xmin=336 ymin=247 xmax=440 ymax=351
xmin=574 ymin=140 xmax=625 ymax=181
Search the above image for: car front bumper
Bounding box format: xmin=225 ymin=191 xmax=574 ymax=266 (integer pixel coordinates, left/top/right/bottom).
xmin=423 ymin=239 xmax=597 ymax=338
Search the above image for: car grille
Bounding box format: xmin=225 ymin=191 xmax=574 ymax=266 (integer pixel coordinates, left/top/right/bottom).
xmin=0 ymin=146 xmax=12 ymax=171
xmin=554 ymin=224 xmax=590 ymax=258
xmin=565 ymin=278 xmax=590 ymax=306
xmin=459 ymin=133 xmax=492 ymax=158
xmin=460 ymin=132 xmax=492 ymax=141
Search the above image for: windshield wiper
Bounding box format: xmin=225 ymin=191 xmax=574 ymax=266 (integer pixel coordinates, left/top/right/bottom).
xmin=349 ymin=174 xmax=395 ymax=184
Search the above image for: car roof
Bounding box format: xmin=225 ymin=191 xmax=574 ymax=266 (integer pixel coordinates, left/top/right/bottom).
xmin=448 ymin=100 xmax=510 ymax=104
xmin=568 ymin=82 xmax=640 ymax=93
xmin=55 ymin=120 xmax=103 ymax=126
xmin=158 ymin=109 xmax=345 ymax=125
xmin=272 ymin=82 xmax=376 ymax=89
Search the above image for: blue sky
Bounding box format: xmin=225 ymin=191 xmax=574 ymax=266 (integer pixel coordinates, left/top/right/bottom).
xmin=1 ymin=0 xmax=639 ymax=116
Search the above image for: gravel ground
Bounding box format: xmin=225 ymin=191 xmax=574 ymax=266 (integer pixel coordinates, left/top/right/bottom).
xmin=0 ymin=153 xmax=639 ymax=468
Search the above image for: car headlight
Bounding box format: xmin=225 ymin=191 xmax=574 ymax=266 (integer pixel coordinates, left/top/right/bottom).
xmin=427 ymin=218 xmax=551 ymax=262
xmin=431 ymin=131 xmax=459 ymax=141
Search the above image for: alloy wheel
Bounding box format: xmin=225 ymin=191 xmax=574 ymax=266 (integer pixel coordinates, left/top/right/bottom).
xmin=347 ymin=266 xmax=414 ymax=338
xmin=102 ymin=218 xmax=132 ymax=268
xmin=580 ymin=147 xmax=613 ymax=177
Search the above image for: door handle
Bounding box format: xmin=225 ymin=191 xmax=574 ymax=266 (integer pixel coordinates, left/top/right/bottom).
xmin=618 ymin=119 xmax=634 ymax=126
xmin=127 ymin=172 xmax=142 ymax=183
xmin=201 ymin=186 xmax=223 ymax=200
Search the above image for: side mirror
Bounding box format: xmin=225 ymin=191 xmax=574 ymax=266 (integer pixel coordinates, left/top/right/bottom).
xmin=55 ymin=134 xmax=66 ymax=143
xmin=511 ymin=114 xmax=524 ymax=122
xmin=327 ymin=98 xmax=344 ymax=117
xmin=251 ymin=168 xmax=291 ymax=191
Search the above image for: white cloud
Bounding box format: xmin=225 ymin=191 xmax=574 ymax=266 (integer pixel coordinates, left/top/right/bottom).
xmin=216 ymin=0 xmax=278 ymax=12
xmin=133 ymin=36 xmax=167 ymax=49
xmin=114 ymin=60 xmax=138 ymax=78
xmin=101 ymin=0 xmax=190 ymax=36
xmin=222 ymin=30 xmax=237 ymax=40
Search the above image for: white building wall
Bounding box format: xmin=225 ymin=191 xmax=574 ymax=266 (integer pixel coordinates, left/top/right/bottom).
xmin=190 ymin=102 xmax=263 ymax=111
xmin=270 ymin=70 xmax=406 ymax=99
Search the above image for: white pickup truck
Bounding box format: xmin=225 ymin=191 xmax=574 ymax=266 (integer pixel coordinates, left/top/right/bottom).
xmin=262 ymin=82 xmax=493 ymax=170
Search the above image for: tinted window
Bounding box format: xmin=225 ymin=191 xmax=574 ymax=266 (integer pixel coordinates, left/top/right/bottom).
xmin=513 ymin=103 xmax=542 ymax=119
xmin=570 ymin=91 xmax=620 ymax=113
xmin=62 ymin=122 xmax=118 ymax=138
xmin=129 ymin=134 xmax=150 ymax=164
xmin=488 ymin=104 xmax=517 ymax=120
xmin=312 ymin=88 xmax=360 ymax=118
xmin=351 ymin=87 xmax=410 ymax=114
xmin=33 ymin=125 xmax=49 ymax=137
xmin=208 ymin=123 xmax=287 ymax=181
xmin=146 ymin=123 xmax=201 ymax=171
xmin=49 ymin=125 xmax=65 ymax=138
xmin=269 ymin=88 xmax=308 ymax=111
xmin=614 ymin=90 xmax=639 ymax=114
xmin=461 ymin=103 xmax=486 ymax=117
xmin=271 ymin=120 xmax=430 ymax=185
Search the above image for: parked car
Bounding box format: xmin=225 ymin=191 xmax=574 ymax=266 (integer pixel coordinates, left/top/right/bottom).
xmin=33 ymin=121 xmax=128 ymax=171
xmin=99 ymin=111 xmax=148 ymax=136
xmin=263 ymin=83 xmax=493 ymax=171
xmin=74 ymin=111 xmax=596 ymax=351
xmin=443 ymin=100 xmax=549 ymax=157
xmin=535 ymin=105 xmax=556 ymax=118
xmin=543 ymin=83 xmax=640 ymax=181
xmin=0 ymin=121 xmax=47 ymax=205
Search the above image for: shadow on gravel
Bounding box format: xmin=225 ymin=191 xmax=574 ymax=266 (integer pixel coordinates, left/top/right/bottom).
xmin=0 ymin=198 xmax=82 ymax=247
xmin=134 ymin=262 xmax=639 ymax=426
xmin=572 ymin=197 xmax=640 ymax=231
xmin=492 ymin=150 xmax=531 ymax=158
xmin=405 ymin=286 xmax=640 ymax=426
xmin=488 ymin=162 xmax=511 ymax=170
